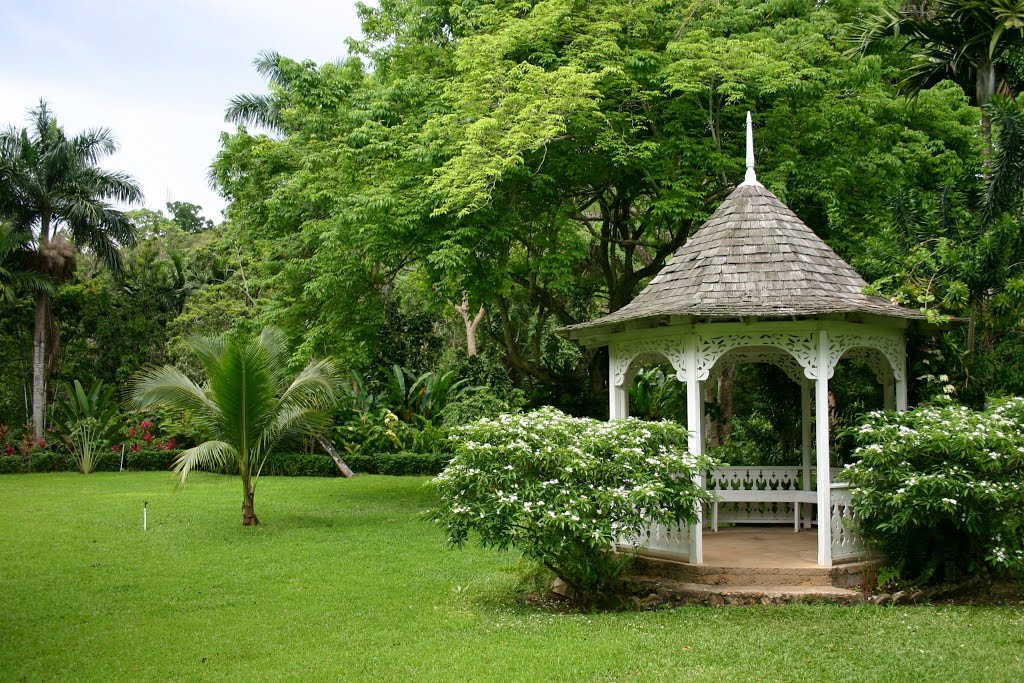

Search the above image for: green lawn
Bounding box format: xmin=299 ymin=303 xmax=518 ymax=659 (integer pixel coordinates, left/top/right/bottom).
xmin=0 ymin=473 xmax=1021 ymax=682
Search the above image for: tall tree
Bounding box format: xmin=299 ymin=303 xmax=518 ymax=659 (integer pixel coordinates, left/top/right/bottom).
xmin=213 ymin=0 xmax=981 ymax=410
xmin=0 ymin=100 xmax=142 ymax=438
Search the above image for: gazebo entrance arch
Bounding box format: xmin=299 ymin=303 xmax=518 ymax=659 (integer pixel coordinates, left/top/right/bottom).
xmin=602 ymin=321 xmax=907 ymax=567
xmin=563 ymin=115 xmax=924 ymax=568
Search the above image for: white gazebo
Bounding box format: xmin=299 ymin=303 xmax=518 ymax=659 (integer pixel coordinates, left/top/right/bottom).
xmin=563 ymin=114 xmax=924 ymax=568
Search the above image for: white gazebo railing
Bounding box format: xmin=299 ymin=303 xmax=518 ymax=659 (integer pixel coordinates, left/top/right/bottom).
xmin=629 ymin=520 xmax=692 ymax=562
xmin=828 ymin=483 xmax=865 ymax=562
xmin=707 ymin=466 xmax=841 ymax=531
xmin=622 ymin=469 xmax=868 ymax=565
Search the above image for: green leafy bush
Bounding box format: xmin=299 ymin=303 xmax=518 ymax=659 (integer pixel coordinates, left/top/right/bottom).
xmin=334 ymin=410 xmax=407 ymax=455
xmin=377 ymin=452 xmax=450 ymax=476
xmin=431 ymin=408 xmax=715 ymax=601
xmin=123 ymin=450 xmax=178 ymax=472
xmin=340 ymin=452 xmax=374 ymax=474
xmin=28 ymin=450 xmax=75 ymax=472
xmin=0 ymin=455 xmax=24 ymax=474
xmin=340 ymin=451 xmax=448 ymax=476
xmin=441 ymin=388 xmax=518 ymax=428
xmin=260 ymin=452 xmax=340 ymax=478
xmin=842 ymin=398 xmax=1024 ymax=585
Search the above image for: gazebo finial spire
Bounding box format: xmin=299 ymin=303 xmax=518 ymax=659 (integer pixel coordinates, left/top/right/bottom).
xmin=740 ymin=111 xmax=762 ymax=187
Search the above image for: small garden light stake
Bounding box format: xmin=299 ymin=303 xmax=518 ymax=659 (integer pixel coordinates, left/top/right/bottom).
xmin=143 ymin=500 xmax=148 ymax=531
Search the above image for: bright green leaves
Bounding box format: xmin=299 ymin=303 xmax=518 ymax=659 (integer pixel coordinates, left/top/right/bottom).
xmin=425 ymin=1 xmax=605 ymax=217
xmin=665 ymin=26 xmax=828 ymax=106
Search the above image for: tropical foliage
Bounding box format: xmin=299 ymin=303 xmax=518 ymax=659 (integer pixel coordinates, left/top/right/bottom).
xmin=51 ymin=379 xmax=119 ymax=474
xmin=1 ymin=0 xmax=1024 ymax=590
xmin=0 ymin=100 xmax=142 ymax=438
xmin=128 ymin=328 xmax=339 ymax=525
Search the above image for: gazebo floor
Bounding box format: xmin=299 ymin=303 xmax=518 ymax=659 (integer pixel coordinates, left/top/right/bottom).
xmin=630 ymin=525 xmax=879 ymax=604
xmin=703 ymin=526 xmax=818 ymax=568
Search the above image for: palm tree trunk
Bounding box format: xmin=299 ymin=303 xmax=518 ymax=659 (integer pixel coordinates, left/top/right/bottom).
xmin=967 ymin=299 xmax=978 ymax=354
xmin=32 ymin=290 xmax=47 ymax=440
xmin=241 ymin=474 xmax=260 ymax=526
xmin=981 ymin=108 xmax=993 ymax=181
xmin=978 ymin=61 xmax=996 ymax=180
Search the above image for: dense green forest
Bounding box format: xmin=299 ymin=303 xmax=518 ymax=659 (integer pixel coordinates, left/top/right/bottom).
xmin=2 ymin=0 xmax=1024 ymax=464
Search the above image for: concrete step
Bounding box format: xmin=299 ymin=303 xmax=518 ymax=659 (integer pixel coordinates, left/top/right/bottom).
xmin=634 ymin=556 xmax=880 ymax=590
xmin=629 ymin=577 xmax=864 ymax=607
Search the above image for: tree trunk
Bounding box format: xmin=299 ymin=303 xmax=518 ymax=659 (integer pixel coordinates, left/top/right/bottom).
xmin=317 ymin=435 xmax=355 ymax=478
xmin=242 ymin=476 xmax=260 ymax=526
xmin=966 ymin=300 xmax=978 ymax=354
xmin=455 ymin=294 xmax=485 ymax=357
xmin=31 ymin=290 xmax=48 ymax=440
xmin=717 ymin=363 xmax=736 ymax=442
xmin=703 ymin=363 xmax=736 ymax=448
xmin=981 ymin=108 xmax=993 ymax=181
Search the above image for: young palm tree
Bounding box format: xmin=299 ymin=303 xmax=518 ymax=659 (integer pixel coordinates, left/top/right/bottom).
xmin=128 ymin=328 xmax=339 ymax=526
xmin=0 ymin=100 xmax=143 ymax=438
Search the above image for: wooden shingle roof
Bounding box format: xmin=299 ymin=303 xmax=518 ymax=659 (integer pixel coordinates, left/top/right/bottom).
xmin=566 ymin=182 xmax=923 ymax=335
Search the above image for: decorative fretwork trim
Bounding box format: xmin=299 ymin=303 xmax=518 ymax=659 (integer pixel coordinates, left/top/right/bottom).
xmin=610 ymin=337 xmax=687 ymax=387
xmin=696 ymin=332 xmax=820 ymax=380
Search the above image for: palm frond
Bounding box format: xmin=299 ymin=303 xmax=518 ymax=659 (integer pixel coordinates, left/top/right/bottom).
xmin=261 ymin=405 xmax=333 ymax=457
xmin=86 ymin=168 xmax=144 ymax=205
xmin=172 ymin=441 xmax=236 ymax=488
xmin=278 ymin=357 xmax=339 ymax=412
xmin=127 ymin=366 xmax=221 ymax=428
xmin=206 ymin=333 xmax=280 ymax=458
xmin=71 ymin=127 xmax=118 ymax=165
xmin=224 ymin=93 xmax=281 ymax=129
xmin=253 ymin=50 xmax=289 ymax=85
xmin=188 ymin=334 xmax=228 ymax=374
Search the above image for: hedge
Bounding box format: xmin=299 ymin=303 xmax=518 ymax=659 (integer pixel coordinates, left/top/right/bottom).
xmin=343 ymin=452 xmax=451 ymax=476
xmin=0 ymin=449 xmax=180 ymax=474
xmin=0 ymin=450 xmax=450 ymax=477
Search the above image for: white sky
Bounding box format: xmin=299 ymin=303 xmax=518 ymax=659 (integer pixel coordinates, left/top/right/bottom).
xmin=0 ymin=0 xmax=365 ymax=220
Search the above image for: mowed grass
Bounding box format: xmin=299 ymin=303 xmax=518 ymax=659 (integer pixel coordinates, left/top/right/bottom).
xmin=0 ymin=473 xmax=1022 ymax=683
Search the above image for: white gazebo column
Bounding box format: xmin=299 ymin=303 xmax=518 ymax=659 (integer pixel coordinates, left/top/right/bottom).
xmin=883 ymin=371 xmax=895 ymax=411
xmin=815 ymin=330 xmax=833 ymax=567
xmin=894 ymin=335 xmax=908 ymax=412
xmin=608 ymin=345 xmax=629 ymax=419
xmin=895 ymin=373 xmax=908 ymax=412
xmin=800 ymin=380 xmax=812 ymax=530
xmin=684 ymin=335 xmax=704 ymax=564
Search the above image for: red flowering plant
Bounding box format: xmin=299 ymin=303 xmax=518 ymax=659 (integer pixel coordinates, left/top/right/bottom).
xmin=113 ymin=416 xmax=178 ymax=455
xmin=0 ymin=424 xmax=15 ymax=458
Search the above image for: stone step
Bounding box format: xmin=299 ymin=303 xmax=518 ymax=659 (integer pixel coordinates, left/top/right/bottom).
xmin=630 ymin=577 xmax=864 ymax=607
xmin=634 ymin=556 xmax=880 ymax=590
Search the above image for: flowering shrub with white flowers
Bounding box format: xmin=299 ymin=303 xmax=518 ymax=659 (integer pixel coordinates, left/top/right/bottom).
xmin=841 ymin=398 xmax=1024 ymax=585
xmin=430 ymin=408 xmax=715 ymax=599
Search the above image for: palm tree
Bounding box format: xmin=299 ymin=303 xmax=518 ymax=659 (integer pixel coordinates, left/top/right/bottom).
xmin=128 ymin=328 xmax=339 ymax=526
xmin=0 ymin=222 xmax=51 ymax=303
xmin=224 ymin=50 xmax=292 ymax=132
xmin=0 ymin=100 xmax=143 ymax=438
xmin=853 ymin=1 xmax=1024 ymax=165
